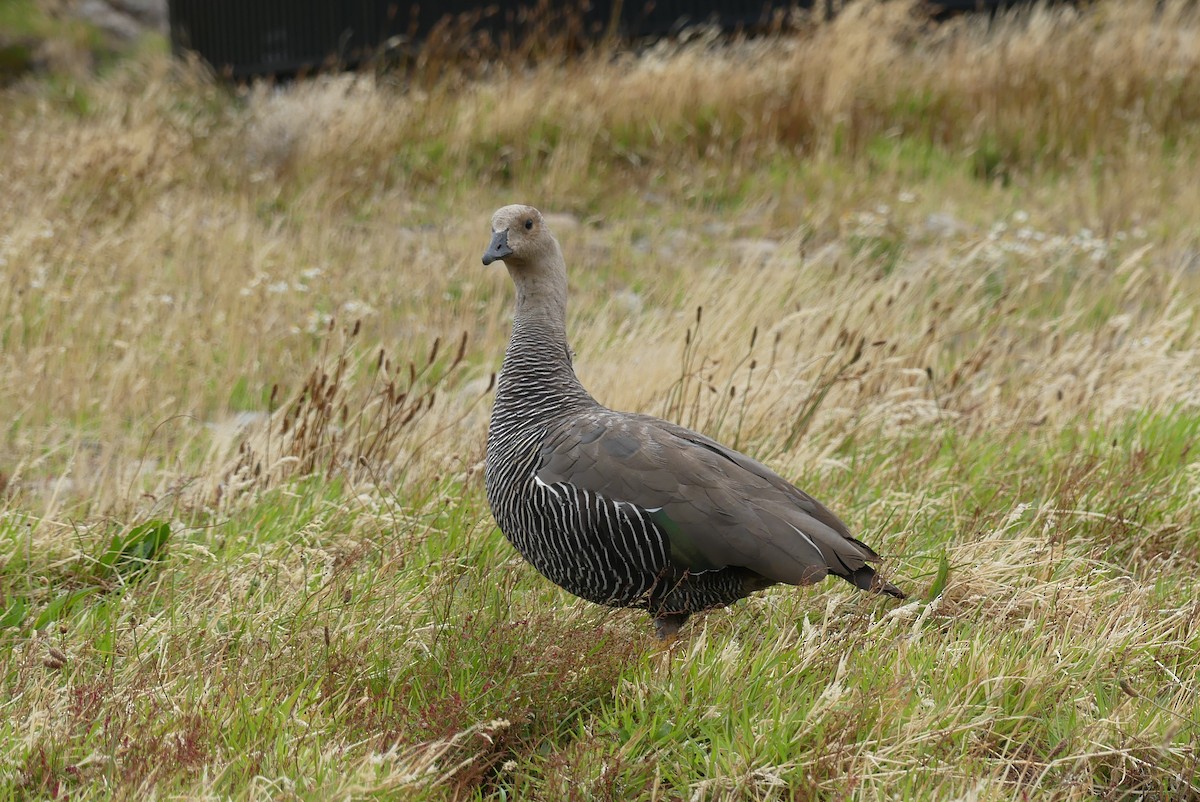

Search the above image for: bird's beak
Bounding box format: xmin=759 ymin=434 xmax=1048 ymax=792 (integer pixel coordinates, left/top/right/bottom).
xmin=482 ymin=229 xmax=513 ymax=265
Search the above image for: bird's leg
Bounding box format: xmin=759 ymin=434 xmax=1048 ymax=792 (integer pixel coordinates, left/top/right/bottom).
xmin=653 ymin=612 xmax=690 ymax=641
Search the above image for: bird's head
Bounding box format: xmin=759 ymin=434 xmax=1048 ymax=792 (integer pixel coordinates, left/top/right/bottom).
xmin=482 ymin=204 xmax=555 ymax=269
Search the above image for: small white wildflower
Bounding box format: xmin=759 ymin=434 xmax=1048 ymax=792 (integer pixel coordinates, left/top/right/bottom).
xmin=1002 ymin=240 xmax=1035 ymax=257
xmin=267 ymin=281 xmax=290 ymax=294
xmin=341 ymin=299 xmax=376 ymax=317
xmin=300 ymin=266 xmax=323 ymax=280
xmin=1013 ymin=210 xmax=1029 ymax=224
xmin=306 ymin=310 xmax=334 ymax=333
xmin=898 ymin=191 xmax=916 ymax=204
xmin=241 ymin=273 xmax=268 ymax=295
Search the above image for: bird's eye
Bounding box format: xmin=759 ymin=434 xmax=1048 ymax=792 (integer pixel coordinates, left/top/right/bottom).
xmin=524 ymin=219 xmax=533 ymax=230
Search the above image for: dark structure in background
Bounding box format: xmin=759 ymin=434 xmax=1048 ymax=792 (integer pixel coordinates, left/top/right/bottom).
xmin=167 ymin=1 xmax=1045 ymax=80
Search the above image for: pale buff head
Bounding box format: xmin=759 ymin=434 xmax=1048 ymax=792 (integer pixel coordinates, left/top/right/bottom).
xmin=481 ymin=204 xmax=558 ymax=269
xmin=482 ymin=204 xmax=569 ymax=327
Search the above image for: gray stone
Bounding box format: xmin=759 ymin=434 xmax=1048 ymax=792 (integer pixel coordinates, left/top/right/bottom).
xmin=76 ymin=0 xmax=143 ymax=40
xmin=613 ymin=288 xmax=643 ymax=315
xmin=923 ymin=212 xmax=966 ymax=239
xmin=74 ymin=0 xmax=168 ymax=40
xmin=730 ymin=237 xmax=780 ymax=266
xmin=109 ymin=0 xmax=168 ymax=31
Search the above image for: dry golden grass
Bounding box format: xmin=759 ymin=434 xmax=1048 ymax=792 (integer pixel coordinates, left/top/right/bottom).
xmin=2 ymin=1 xmax=1200 ymax=799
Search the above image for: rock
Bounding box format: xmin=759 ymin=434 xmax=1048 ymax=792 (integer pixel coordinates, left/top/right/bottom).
xmin=109 ymin=0 xmax=168 ymax=31
xmin=613 ymin=288 xmax=643 ymax=315
xmin=923 ymin=212 xmax=966 ymax=239
xmin=76 ymin=0 xmax=143 ymax=40
xmin=730 ymin=237 xmax=780 ymax=266
xmin=74 ymin=0 xmax=167 ymax=41
xmin=205 ymin=411 xmax=270 ymax=441
xmin=1173 ymin=249 xmax=1200 ymax=275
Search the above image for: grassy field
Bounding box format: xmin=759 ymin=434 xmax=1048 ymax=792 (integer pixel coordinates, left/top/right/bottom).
xmin=2 ymin=1 xmax=1200 ymax=798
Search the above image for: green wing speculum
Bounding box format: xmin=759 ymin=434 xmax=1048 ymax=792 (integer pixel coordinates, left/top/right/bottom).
xmin=645 ymin=507 xmax=724 ymax=573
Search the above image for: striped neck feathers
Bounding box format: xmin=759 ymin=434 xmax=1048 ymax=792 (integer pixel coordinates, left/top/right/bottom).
xmin=497 ymin=238 xmax=594 ymax=413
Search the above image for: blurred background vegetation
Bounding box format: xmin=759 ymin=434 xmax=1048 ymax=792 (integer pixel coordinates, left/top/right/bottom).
xmin=1 ymin=1 xmax=1199 ymax=799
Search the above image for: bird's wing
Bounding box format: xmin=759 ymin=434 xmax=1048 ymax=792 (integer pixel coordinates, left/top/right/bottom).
xmin=626 ymin=413 xmax=883 ymax=560
xmin=535 ymin=411 xmax=880 ymax=587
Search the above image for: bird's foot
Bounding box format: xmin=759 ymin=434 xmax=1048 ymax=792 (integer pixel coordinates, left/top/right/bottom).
xmin=653 ymin=612 xmax=690 ymax=642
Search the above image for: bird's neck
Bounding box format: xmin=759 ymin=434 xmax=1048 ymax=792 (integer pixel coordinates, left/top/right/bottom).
xmin=510 ymin=246 xmax=570 ymax=335
xmin=492 ymin=258 xmax=596 ymax=431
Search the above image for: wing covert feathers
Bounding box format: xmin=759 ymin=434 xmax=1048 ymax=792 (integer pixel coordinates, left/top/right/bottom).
xmin=535 ymin=411 xmax=902 ymax=596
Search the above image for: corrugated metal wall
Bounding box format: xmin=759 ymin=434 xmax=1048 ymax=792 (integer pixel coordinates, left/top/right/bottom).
xmin=167 ymin=1 xmax=1033 ymax=79
xmin=168 ymin=1 xmax=811 ymax=78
